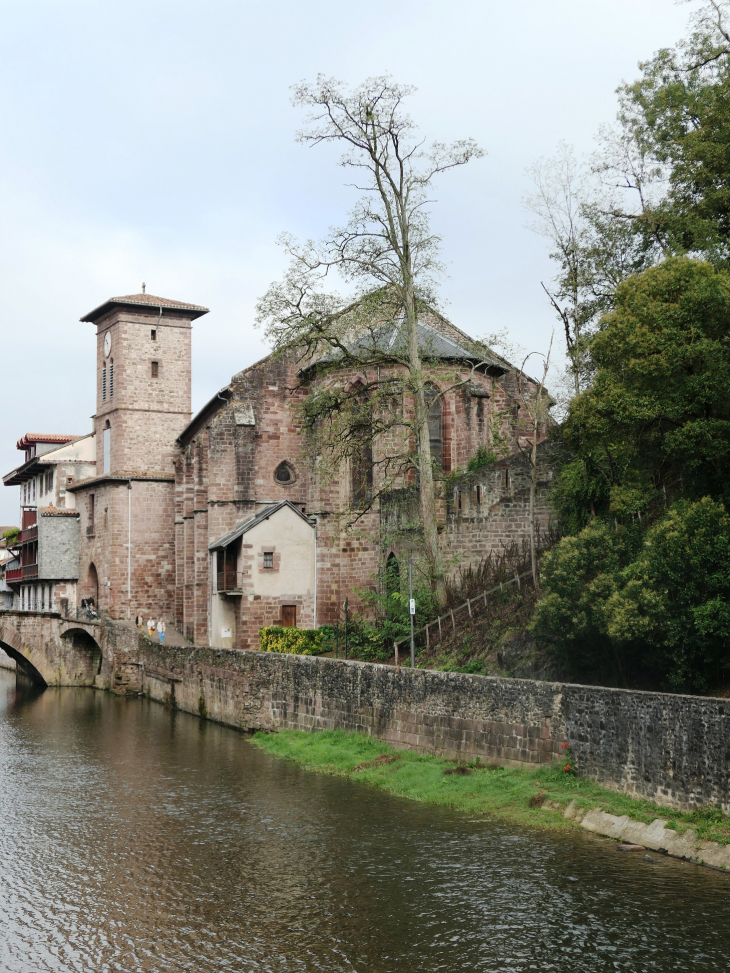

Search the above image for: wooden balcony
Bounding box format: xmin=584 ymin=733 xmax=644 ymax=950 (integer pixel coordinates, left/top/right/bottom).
xmin=18 ymin=525 xmax=38 ymax=544
xmin=217 ymin=570 xmax=243 ymax=594
xmin=5 ymin=567 xmax=22 ymax=583
xmin=21 ymin=563 xmax=38 ymax=580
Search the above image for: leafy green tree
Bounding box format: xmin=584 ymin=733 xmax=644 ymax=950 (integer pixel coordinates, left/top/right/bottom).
xmin=535 ymin=498 xmax=730 ymax=691
xmin=555 ymin=257 xmax=730 ymax=526
xmin=614 ymin=1 xmax=730 ymax=263
xmin=531 ymin=521 xmax=633 ymax=685
xmin=606 ymin=498 xmax=730 ymax=691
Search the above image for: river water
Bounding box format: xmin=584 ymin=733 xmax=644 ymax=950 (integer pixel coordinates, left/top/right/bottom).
xmin=1 ymin=669 xmax=729 ymax=972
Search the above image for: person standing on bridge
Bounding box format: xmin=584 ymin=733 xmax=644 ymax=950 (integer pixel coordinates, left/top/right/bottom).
xmin=157 ymin=619 xmax=166 ymax=644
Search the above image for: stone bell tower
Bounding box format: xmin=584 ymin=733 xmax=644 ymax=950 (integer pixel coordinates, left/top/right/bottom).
xmin=70 ymin=290 xmax=208 ymax=620
xmin=81 ymin=290 xmax=209 ymax=475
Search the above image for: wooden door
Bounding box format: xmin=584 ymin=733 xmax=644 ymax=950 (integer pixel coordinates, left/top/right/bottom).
xmin=281 ymin=605 xmax=297 ymax=628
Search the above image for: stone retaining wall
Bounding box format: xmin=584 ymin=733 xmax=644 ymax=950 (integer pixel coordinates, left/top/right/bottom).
xmin=137 ymin=642 xmax=730 ymax=812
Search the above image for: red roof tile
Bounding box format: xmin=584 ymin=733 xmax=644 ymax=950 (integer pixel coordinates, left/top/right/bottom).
xmin=16 ymin=433 xmax=80 ymax=450
xmin=80 ymin=293 xmax=209 ymax=322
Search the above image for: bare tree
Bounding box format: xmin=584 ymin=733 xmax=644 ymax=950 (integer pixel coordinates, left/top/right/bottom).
xmin=524 ymin=145 xmax=597 ymax=396
xmin=514 ymin=332 xmax=554 ymax=592
xmin=256 ymin=76 xmax=484 ymax=605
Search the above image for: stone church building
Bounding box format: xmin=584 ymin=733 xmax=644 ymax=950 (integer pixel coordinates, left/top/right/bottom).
xmin=3 ymin=290 xmax=554 ymax=649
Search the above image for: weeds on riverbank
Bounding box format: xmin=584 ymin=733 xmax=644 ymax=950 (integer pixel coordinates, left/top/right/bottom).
xmin=250 ymin=729 xmax=730 ymax=845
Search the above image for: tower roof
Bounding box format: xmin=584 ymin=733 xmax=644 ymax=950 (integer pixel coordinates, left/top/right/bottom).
xmin=80 ymin=292 xmax=209 ymax=323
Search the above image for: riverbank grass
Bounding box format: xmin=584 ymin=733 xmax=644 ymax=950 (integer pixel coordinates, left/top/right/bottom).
xmin=250 ymin=729 xmax=730 ymax=845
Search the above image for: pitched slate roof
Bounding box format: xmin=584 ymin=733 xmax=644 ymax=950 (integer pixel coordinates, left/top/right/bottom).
xmin=209 ymin=501 xmax=314 ymax=551
xmin=300 ymin=317 xmax=508 ymax=376
xmin=80 ymin=292 xmax=209 ymax=323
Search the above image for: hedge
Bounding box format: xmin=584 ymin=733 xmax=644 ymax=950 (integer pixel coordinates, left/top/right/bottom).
xmin=259 ymin=626 xmax=324 ymax=655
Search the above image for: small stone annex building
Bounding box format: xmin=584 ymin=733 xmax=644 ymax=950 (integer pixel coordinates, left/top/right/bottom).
xmin=2 ymin=290 xmax=554 ymax=648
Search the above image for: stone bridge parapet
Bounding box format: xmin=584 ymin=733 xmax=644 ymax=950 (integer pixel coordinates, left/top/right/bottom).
xmin=0 ymin=611 xmax=141 ymax=689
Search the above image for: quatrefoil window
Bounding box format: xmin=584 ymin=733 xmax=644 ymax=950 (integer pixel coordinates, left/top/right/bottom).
xmin=275 ymin=462 xmax=295 ymax=484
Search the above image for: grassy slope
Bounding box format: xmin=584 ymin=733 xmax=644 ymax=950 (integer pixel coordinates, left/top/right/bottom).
xmin=250 ymin=729 xmax=730 ymax=845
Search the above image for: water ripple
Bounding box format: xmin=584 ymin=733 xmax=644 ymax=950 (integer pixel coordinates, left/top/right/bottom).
xmin=0 ymin=670 xmax=729 ymax=971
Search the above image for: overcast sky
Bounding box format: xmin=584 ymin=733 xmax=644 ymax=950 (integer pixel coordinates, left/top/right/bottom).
xmin=0 ymin=0 xmax=692 ymax=524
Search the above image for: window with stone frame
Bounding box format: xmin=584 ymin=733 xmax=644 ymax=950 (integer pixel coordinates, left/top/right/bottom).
xmin=350 ymin=383 xmax=374 ymax=508
xmin=263 ymin=551 xmax=274 ymax=569
xmin=275 ymin=461 xmax=295 ymax=485
xmin=424 ymin=385 xmax=443 ymax=469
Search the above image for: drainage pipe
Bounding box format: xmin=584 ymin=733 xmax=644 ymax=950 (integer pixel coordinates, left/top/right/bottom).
xmin=127 ymin=479 xmax=132 ymax=620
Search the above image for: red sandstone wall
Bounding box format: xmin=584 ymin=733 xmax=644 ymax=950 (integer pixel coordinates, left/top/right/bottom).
xmin=174 ymin=349 xmax=555 ymax=647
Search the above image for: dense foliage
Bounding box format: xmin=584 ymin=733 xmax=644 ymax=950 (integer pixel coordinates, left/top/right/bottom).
xmin=259 ymin=626 xmax=326 ymax=655
xmin=536 ymin=258 xmax=730 ymax=690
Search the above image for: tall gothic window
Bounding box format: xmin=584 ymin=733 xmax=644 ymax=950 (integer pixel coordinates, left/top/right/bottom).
xmin=385 ymin=552 xmax=400 ymax=597
xmin=424 ymin=385 xmax=443 ymax=469
xmin=351 ymin=383 xmax=374 ymax=508
xmin=103 ymin=421 xmax=111 ymax=475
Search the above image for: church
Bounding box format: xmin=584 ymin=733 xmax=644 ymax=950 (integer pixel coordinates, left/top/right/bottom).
xmin=2 ymin=290 xmax=554 ymax=649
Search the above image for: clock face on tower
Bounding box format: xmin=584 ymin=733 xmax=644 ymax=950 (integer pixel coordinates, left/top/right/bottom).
xmin=104 ymin=331 xmax=111 ymax=357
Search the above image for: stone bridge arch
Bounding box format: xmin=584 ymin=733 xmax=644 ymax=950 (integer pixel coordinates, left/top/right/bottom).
xmin=0 ymin=616 xmax=105 ymax=688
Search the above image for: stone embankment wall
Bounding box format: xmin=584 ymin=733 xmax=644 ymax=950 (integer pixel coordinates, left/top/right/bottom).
xmin=138 ymin=642 xmax=730 ymax=812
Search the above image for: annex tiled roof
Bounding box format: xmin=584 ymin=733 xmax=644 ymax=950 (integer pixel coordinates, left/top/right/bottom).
xmin=80 ymin=292 xmax=209 ymax=323
xmin=209 ymin=501 xmax=314 ymax=551
xmin=38 ymin=506 xmax=79 ymax=517
xmin=16 ymin=433 xmax=80 ymax=450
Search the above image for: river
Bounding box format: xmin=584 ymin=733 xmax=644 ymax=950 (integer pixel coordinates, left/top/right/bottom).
xmin=1 ymin=668 xmax=729 ymax=972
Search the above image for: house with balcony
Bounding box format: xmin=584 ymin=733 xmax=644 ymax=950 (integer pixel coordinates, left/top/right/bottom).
xmin=0 ymin=549 xmax=18 ymax=609
xmin=2 ymin=433 xmax=96 ymax=612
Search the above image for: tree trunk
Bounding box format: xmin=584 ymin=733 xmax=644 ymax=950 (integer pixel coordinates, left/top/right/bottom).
xmin=529 ymin=419 xmax=540 ymax=594
xmin=403 ymin=278 xmax=446 ymax=607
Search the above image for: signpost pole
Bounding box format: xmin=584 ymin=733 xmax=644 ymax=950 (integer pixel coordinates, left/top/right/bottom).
xmin=409 ymin=556 xmax=415 ymax=669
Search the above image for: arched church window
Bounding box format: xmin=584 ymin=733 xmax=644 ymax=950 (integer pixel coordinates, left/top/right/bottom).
xmin=275 ymin=462 xmax=295 ymax=484
xmin=103 ymin=420 xmax=111 ymax=475
xmin=351 ymin=383 xmax=374 ymax=508
xmin=87 ymin=562 xmax=99 ymax=604
xmin=385 ymin=552 xmax=400 ymax=597
xmin=424 ymin=385 xmax=443 ymax=469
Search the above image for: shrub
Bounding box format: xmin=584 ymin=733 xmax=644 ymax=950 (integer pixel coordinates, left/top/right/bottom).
xmin=2 ymin=527 xmax=19 ymax=546
xmin=259 ymin=626 xmax=325 ymax=655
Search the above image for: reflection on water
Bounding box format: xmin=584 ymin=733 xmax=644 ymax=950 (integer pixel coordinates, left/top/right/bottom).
xmin=0 ymin=668 xmax=729 ymax=972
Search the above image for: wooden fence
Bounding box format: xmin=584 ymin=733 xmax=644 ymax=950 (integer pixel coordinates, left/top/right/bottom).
xmin=393 ymin=568 xmax=535 ymax=666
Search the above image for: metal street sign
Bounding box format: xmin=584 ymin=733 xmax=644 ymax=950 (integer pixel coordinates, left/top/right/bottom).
xmin=409 ymin=598 xmax=416 ymax=615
